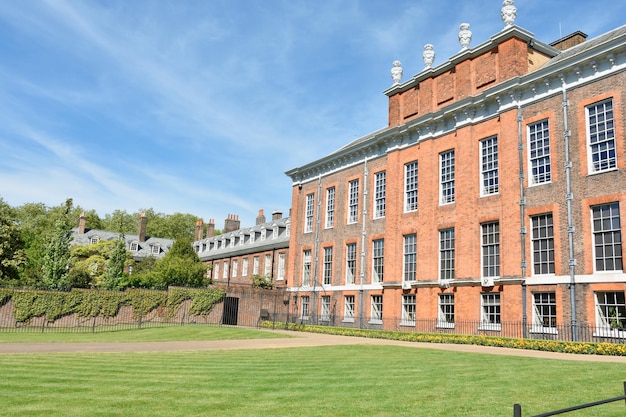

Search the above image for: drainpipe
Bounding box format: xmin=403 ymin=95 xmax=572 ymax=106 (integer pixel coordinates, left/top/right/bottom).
xmin=561 ymin=75 xmax=578 ymax=341
xmin=516 ymin=101 xmax=529 ymax=339
xmin=359 ymin=158 xmax=369 ymax=329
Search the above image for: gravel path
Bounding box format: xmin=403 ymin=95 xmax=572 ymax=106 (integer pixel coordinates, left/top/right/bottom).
xmin=1 ymin=329 xmax=626 ymax=362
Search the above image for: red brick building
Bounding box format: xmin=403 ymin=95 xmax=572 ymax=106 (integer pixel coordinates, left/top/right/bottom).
xmin=285 ymin=9 xmax=626 ymax=341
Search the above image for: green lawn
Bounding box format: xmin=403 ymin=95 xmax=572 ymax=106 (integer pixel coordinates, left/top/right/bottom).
xmin=0 ymin=325 xmax=290 ymax=343
xmin=1 ymin=328 xmax=625 ymax=416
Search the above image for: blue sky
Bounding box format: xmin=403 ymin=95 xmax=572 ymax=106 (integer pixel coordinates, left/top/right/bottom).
xmin=0 ymin=1 xmax=624 ymax=226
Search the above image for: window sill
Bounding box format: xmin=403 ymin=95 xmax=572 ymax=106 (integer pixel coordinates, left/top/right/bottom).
xmin=593 ymin=330 xmax=626 ymax=339
xmin=400 ymin=321 xmax=416 ymax=327
xmin=368 ymin=320 xmax=383 ymax=325
xmin=342 ymin=318 xmax=355 ymax=323
xmin=478 ymin=323 xmax=501 ymax=332
xmin=436 ymin=321 xmax=455 ymax=329
xmin=529 ymin=326 xmax=558 ymax=334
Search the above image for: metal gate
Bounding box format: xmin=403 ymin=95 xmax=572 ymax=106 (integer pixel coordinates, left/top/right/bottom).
xmin=222 ymin=297 xmax=239 ymax=325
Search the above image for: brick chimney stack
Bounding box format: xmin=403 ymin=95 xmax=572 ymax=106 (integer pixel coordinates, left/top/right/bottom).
xmin=78 ymin=212 xmax=86 ymax=234
xmin=194 ymin=220 xmax=204 ymax=240
xmin=256 ymin=209 xmax=266 ymax=225
xmin=272 ymin=210 xmax=283 ymax=221
xmin=137 ymin=212 xmax=147 ymax=242
xmin=206 ymin=219 xmax=215 ymax=237
xmin=224 ymin=214 xmax=240 ymax=233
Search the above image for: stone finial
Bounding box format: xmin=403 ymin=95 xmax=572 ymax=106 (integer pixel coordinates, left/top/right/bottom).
xmin=423 ymin=44 xmax=435 ymax=68
xmin=390 ymin=60 xmax=403 ymax=84
xmin=501 ymin=0 xmax=517 ymax=28
xmin=458 ymin=23 xmax=472 ymax=50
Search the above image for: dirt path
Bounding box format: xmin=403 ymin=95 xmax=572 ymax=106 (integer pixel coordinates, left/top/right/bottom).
xmin=1 ymin=329 xmax=626 ymax=362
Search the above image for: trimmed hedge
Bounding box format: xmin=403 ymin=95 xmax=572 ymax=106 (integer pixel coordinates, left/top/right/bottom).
xmin=262 ymin=323 xmax=626 ymax=356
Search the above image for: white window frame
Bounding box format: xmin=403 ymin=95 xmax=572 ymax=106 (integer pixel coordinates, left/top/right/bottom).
xmin=345 ymin=243 xmax=357 ymax=284
xmin=242 ymin=258 xmax=249 ymax=276
xmin=370 ymin=295 xmax=383 ymax=324
xmin=439 ymin=228 xmax=455 ymax=281
xmin=531 ymin=292 xmax=557 ymax=334
xmin=594 ymin=291 xmax=626 ymax=338
xmin=325 ymin=187 xmax=335 ymax=229
xmin=343 ymin=295 xmax=355 ymax=322
xmin=253 ymin=256 xmax=259 ymax=275
xmin=264 ymin=254 xmax=271 ymax=277
xmin=347 ymin=179 xmax=359 ymax=224
xmin=300 ymin=296 xmax=310 ymax=321
xmin=531 ymin=213 xmax=555 ymax=275
xmin=481 ymin=222 xmax=500 ymax=282
xmin=404 ymin=161 xmax=418 ymax=212
xmin=440 ymin=150 xmax=455 ymax=205
xmin=214 ymin=263 xmax=220 ymax=280
xmin=372 ymin=239 xmax=384 ymax=283
xmin=479 ymin=293 xmax=501 ymax=331
xmin=587 ymin=98 xmax=617 ymax=173
xmin=223 ymin=261 xmax=229 ymax=279
xmin=323 ymin=247 xmax=333 ymax=286
xmin=401 ymin=294 xmax=416 ymax=326
xmin=302 ymin=250 xmax=311 ymax=286
xmin=277 ymin=253 xmax=285 ymax=281
xmin=437 ymin=293 xmax=455 ymax=328
xmin=232 ymin=259 xmax=238 ymax=278
xmin=373 ymin=171 xmax=386 ymax=219
xmin=480 ymin=136 xmax=499 ymax=196
xmin=321 ymin=296 xmax=331 ymax=321
xmin=304 ymin=193 xmax=314 ymax=233
xmin=592 ymin=202 xmax=623 ymax=272
xmin=403 ymin=234 xmax=416 ymax=282
xmin=528 ymin=119 xmax=552 ymax=185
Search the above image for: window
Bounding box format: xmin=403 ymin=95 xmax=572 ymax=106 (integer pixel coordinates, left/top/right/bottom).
xmin=374 ymin=171 xmax=386 ymax=218
xmin=304 ymin=193 xmax=314 ymax=233
xmin=260 ymin=227 xmax=266 ymax=241
xmin=302 ymin=250 xmax=311 ymax=286
xmin=253 ymin=256 xmax=259 ymax=275
xmin=321 ymin=296 xmax=331 ymax=321
xmin=592 ymin=203 xmax=623 ymax=272
xmin=325 ymin=187 xmax=335 ymax=228
xmin=346 ymin=243 xmax=357 ymax=284
xmin=401 ymin=294 xmax=416 ymax=326
xmin=129 ymin=242 xmax=138 ymax=251
xmin=277 ymin=253 xmax=285 ymax=281
xmin=532 ymin=292 xmax=557 ymax=333
xmin=403 ymin=234 xmax=416 ymax=282
xmin=232 ymin=259 xmax=238 ymax=278
xmin=439 ymin=228 xmax=455 ymax=280
xmin=323 ymin=247 xmax=333 ymax=285
xmin=344 ymin=295 xmax=355 ymax=321
xmin=90 ymin=236 xmax=100 ymax=244
xmin=272 ymin=226 xmax=278 ymax=239
xmin=595 ymin=292 xmax=626 ymax=335
xmin=437 ymin=294 xmax=455 ymax=328
xmin=242 ymin=258 xmax=249 ymax=276
xmin=301 ymin=296 xmax=310 ymax=320
xmin=348 ymin=179 xmax=359 ymax=224
xmin=223 ymin=261 xmax=229 ymax=279
xmin=370 ymin=295 xmax=383 ymax=323
xmin=480 ymin=293 xmax=501 ymax=331
xmin=151 ymin=245 xmax=160 ymax=255
xmin=587 ymin=99 xmax=616 ymax=173
xmin=214 ymin=263 xmax=220 ymax=280
xmin=372 ymin=239 xmax=384 ymax=283
xmin=405 ymin=161 xmax=418 ymax=212
xmin=528 ymin=120 xmax=551 ymax=185
xmin=440 ymin=150 xmax=455 ymax=204
xmin=481 ymin=222 xmax=500 ymax=280
xmin=531 ymin=213 xmax=555 ymax=275
xmin=264 ymin=254 xmax=271 ymax=276
xmin=480 ymin=136 xmax=499 ymax=196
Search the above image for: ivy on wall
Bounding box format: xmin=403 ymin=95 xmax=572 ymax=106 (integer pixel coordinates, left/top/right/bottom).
xmin=0 ymin=287 xmax=226 ymax=324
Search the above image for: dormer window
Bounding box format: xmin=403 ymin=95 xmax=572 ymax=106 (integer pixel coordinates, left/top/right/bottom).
xmin=90 ymin=236 xmax=100 ymax=244
xmin=239 ymin=232 xmax=245 ymax=246
xmin=230 ymin=236 xmax=236 ymax=247
xmin=151 ymin=244 xmax=160 ymax=255
xmin=273 ymin=226 xmax=278 ymax=239
xmin=260 ymin=227 xmax=266 ymax=241
xmin=286 ymin=221 xmax=291 ymax=237
xmin=250 ymin=232 xmax=255 ymax=244
xmin=129 ymin=242 xmax=139 ymax=252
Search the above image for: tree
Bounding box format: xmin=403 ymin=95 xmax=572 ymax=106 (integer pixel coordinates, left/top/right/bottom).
xmin=0 ymin=197 xmax=26 ymax=286
xmin=102 ymin=234 xmax=129 ymax=290
xmin=101 ymin=209 xmax=136 ymax=234
xmin=42 ymin=199 xmax=74 ymax=291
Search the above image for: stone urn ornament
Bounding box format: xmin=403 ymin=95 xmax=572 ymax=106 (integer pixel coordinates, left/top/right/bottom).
xmin=458 ymin=23 xmax=472 ymax=50
xmin=423 ymin=44 xmax=435 ymax=68
xmin=501 ymin=0 xmax=517 ymax=28
xmin=391 ymin=60 xmax=403 ymax=84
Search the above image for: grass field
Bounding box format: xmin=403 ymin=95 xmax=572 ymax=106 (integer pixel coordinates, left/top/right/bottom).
xmin=1 ymin=327 xmax=626 ymax=417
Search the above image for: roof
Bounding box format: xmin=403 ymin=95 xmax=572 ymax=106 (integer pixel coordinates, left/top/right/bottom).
xmin=70 ymin=227 xmax=174 ymax=260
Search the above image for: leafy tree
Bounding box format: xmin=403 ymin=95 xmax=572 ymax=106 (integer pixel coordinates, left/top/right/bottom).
xmin=42 ymin=198 xmax=74 ymax=291
xmin=0 ymin=197 xmax=26 ymax=286
xmin=102 ymin=234 xmax=129 ymax=290
xmin=101 ymin=209 xmax=136 ymax=234
xmin=139 ymin=208 xmax=200 ymax=240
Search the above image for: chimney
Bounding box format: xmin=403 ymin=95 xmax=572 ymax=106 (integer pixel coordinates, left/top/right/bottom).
xmin=224 ymin=214 xmax=240 ymax=233
xmin=272 ymin=210 xmax=283 ymax=221
xmin=195 ymin=220 xmax=204 ymax=240
xmin=78 ymin=212 xmax=86 ymax=234
xmin=137 ymin=212 xmax=147 ymax=242
xmin=207 ymin=218 xmax=215 ymax=237
xmin=550 ymin=31 xmax=587 ymax=51
xmin=256 ymin=209 xmax=266 ymax=225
